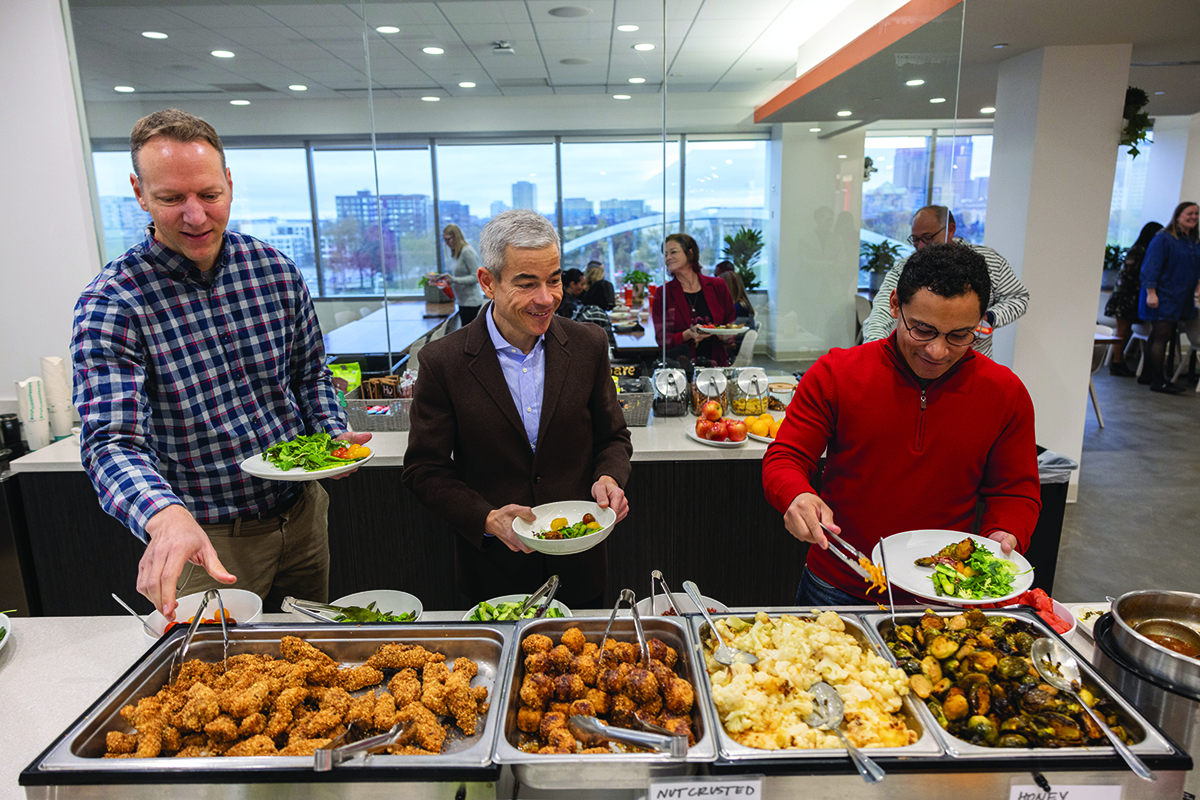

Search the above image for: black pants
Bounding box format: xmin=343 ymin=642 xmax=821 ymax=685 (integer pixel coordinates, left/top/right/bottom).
xmin=458 ymin=305 xmax=480 ymax=325
xmin=1145 ymin=319 xmax=1177 ymax=387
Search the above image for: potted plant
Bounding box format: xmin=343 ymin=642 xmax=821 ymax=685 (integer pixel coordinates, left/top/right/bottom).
xmin=1102 ymin=244 xmax=1125 ymax=291
xmin=860 ymin=240 xmax=903 ymax=293
xmin=624 ymin=268 xmax=652 ymax=305
xmin=1121 ymin=86 xmax=1152 ymax=159
xmin=721 ymin=227 xmax=764 ymax=291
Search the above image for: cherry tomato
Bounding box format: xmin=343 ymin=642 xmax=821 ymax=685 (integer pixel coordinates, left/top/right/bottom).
xmin=332 ymin=446 xmax=351 ymax=459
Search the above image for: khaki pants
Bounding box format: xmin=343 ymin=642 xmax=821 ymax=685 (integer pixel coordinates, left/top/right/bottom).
xmin=178 ymin=482 xmax=331 ymax=612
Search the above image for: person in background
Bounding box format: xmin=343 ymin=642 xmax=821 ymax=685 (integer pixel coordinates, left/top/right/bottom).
xmin=714 ymin=260 xmax=735 ymax=278
xmin=71 ymin=109 xmax=370 ymax=620
xmin=650 ymin=233 xmax=736 ymax=366
xmin=1138 ymin=202 xmax=1200 ymax=394
xmin=402 ymin=210 xmax=632 ymax=607
xmin=581 ymin=261 xmax=616 ymax=310
xmin=439 ymin=223 xmax=485 ymax=325
xmin=720 ymin=270 xmax=756 ymax=328
xmin=763 ymin=243 xmax=1040 ymax=605
xmin=862 ymin=205 xmax=1029 ymax=358
xmin=1105 ymin=221 xmax=1162 ymax=377
xmin=557 ymin=267 xmax=586 ymax=318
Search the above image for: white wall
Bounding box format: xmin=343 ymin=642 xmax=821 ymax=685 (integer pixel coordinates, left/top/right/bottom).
xmin=1181 ymin=113 xmax=1200 ymax=206
xmin=1142 ymin=115 xmax=1192 ymax=227
xmin=0 ymin=0 xmax=101 ymax=413
xmin=988 ymin=45 xmax=1132 ymax=491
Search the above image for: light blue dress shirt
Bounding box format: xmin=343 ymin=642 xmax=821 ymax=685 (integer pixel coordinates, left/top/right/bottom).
xmin=486 ymin=305 xmax=546 ymax=452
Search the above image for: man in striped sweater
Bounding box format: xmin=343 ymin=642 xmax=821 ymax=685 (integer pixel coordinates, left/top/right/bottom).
xmin=862 ymin=205 xmax=1029 ymax=358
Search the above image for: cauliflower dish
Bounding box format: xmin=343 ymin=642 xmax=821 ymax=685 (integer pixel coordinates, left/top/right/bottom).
xmin=702 ymin=611 xmax=916 ymax=750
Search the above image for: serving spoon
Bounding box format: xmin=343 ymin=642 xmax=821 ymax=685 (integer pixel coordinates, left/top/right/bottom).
xmin=804 ymin=681 xmax=885 ymax=784
xmin=1030 ymin=638 xmax=1155 ymax=782
xmin=683 ymin=581 xmax=756 ymax=666
xmin=112 ymin=592 xmax=158 ymax=637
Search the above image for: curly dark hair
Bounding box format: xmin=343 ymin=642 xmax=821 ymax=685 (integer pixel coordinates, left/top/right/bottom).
xmin=895 ymin=243 xmax=991 ymax=317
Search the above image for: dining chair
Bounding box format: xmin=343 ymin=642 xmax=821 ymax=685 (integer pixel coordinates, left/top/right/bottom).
xmin=1169 ymin=319 xmax=1200 ymax=391
xmin=1090 ymin=324 xmax=1114 ymax=427
xmin=359 ymin=305 xmax=376 ymax=319
xmin=1124 ymin=322 xmax=1150 ymax=376
xmin=731 ymin=329 xmax=758 ymax=368
xmin=854 ymin=295 xmax=872 ymax=345
xmin=333 ymin=309 xmax=360 ymax=329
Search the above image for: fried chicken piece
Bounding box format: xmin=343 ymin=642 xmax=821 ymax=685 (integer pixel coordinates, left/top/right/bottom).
xmin=522 ymin=634 xmax=554 ymax=655
xmin=517 ymin=705 xmax=543 ymax=733
xmin=280 ymin=635 xmax=336 ymax=667
xmin=581 ymin=746 xmax=611 ymax=754
xmin=537 ymin=745 xmax=571 ymax=754
xmin=613 ymin=642 xmax=639 ymax=664
xmin=373 ymin=692 xmax=398 ymax=731
xmin=560 ymin=627 xmax=586 ymax=654
xmin=219 ymin=680 xmax=271 ymax=719
xmin=553 ymin=673 xmax=586 ymax=701
xmin=637 ymin=694 xmax=663 ymax=717
xmin=421 ymin=661 xmax=450 ymax=714
xmin=387 ymin=668 xmax=421 ymax=707
xmin=584 ymin=688 xmax=610 ymax=715
xmin=664 ymin=677 xmax=694 ymax=714
xmin=519 ymin=673 xmax=554 ymax=709
xmin=238 ymin=712 xmax=267 ymax=737
xmin=547 ymin=727 xmax=577 ymax=751
xmin=396 ymin=702 xmax=446 ymax=753
xmin=161 ymin=726 xmax=182 ymax=753
xmin=265 ymin=660 xmax=311 ymax=691
xmin=174 ymin=746 xmax=205 ymax=758
xmin=570 ymin=654 xmax=598 ymax=686
xmin=539 ymin=711 xmax=567 ymax=741
xmin=546 ymin=701 xmax=568 ymax=716
xmin=660 ymin=715 xmax=695 ymax=746
xmin=647 ymin=658 xmax=675 ymax=689
xmin=365 ymin=643 xmax=446 ymax=671
xmin=647 ymin=638 xmax=677 ymax=668
xmin=524 ymin=652 xmax=552 ymax=675
xmin=548 ymin=645 xmax=574 ymax=674
xmin=451 ymin=656 xmax=478 ymax=680
xmin=610 ymin=694 xmax=637 ymax=727
xmin=225 ymin=735 xmax=277 ymax=757
xmin=278 ymin=738 xmax=332 ymax=757
xmin=264 ymin=687 xmax=308 ymax=739
xmin=203 ymin=715 xmax=239 ymax=743
xmin=102 ymin=753 xmax=136 ymax=759
xmin=597 ymin=667 xmax=625 ymax=694
xmin=344 ymin=693 xmax=377 ymax=729
xmin=445 ymin=663 xmax=487 ymax=735
xmin=172 ymin=683 xmax=220 ymax=732
xmin=568 ymin=699 xmax=596 ymax=717
xmin=301 ymin=686 xmax=352 ymax=738
xmin=174 ymin=659 xmax=221 ymax=692
xmin=624 ymin=668 xmax=659 ymax=704
xmin=387 ymin=744 xmax=438 ymax=756
xmin=337 ymin=665 xmax=384 ymax=692
xmin=106 ymin=731 xmax=138 ymax=755
xmin=298 ymin=659 xmax=339 ymax=686
xmin=598 ymin=640 xmax=621 ymax=668
xmin=582 ymin=642 xmax=599 ymax=657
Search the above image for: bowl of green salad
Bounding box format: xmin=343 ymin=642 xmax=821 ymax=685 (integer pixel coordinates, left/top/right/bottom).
xmin=511 ymin=500 xmax=617 ymax=556
xmin=463 ymin=594 xmax=572 ymax=622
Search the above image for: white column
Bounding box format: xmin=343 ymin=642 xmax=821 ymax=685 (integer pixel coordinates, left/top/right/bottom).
xmin=1141 ymin=115 xmax=1194 ymax=226
xmin=986 ymin=45 xmax=1132 ymax=494
xmin=766 ymin=123 xmax=864 ymax=363
xmin=0 ymin=0 xmax=101 ymax=412
xmin=1181 ymin=113 xmax=1200 ymax=206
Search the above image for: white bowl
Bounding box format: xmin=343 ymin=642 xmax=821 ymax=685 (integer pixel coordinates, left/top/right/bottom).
xmin=143 ymin=589 xmax=262 ymax=648
xmin=511 ymin=500 xmax=617 ymax=556
xmin=463 ymin=593 xmax=573 ymax=622
xmin=329 ymin=590 xmax=423 ymax=622
xmin=634 ymin=594 xmax=729 ymax=617
xmin=1001 ymin=597 xmax=1077 ymax=638
xmin=1069 ymin=602 xmax=1111 ymax=639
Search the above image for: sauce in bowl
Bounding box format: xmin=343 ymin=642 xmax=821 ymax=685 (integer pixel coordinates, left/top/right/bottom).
xmin=1143 ymin=633 xmax=1200 ymax=659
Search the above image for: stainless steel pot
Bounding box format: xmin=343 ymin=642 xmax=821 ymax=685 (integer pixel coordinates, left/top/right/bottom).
xmin=1112 ymin=590 xmax=1200 ymax=695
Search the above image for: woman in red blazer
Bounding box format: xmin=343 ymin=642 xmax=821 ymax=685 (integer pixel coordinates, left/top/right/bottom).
xmin=650 ymin=233 xmax=737 ymax=365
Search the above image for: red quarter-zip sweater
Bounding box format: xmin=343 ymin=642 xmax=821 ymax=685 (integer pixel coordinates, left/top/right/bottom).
xmin=762 ymin=332 xmax=1041 ymax=600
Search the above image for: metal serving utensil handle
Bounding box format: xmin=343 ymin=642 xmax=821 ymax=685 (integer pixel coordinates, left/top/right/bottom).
xmin=517 ymin=574 xmax=559 ymax=618
xmin=314 ymin=719 xmax=412 ymax=772
xmin=169 ymin=589 xmax=227 ymax=683
xmin=281 ymin=596 xmax=338 ymax=623
xmin=531 ymin=575 xmax=561 ymax=619
xmin=1080 ymin=696 xmax=1156 ymax=782
xmin=651 ymin=569 xmax=682 ymax=616
xmin=568 ymin=715 xmax=684 ymax=757
xmin=600 ymin=588 xmax=643 ymax=661
xmin=683 ymin=581 xmax=729 ymax=658
xmin=625 ymin=589 xmax=650 ymax=665
xmin=834 ymin=727 xmax=886 ymax=784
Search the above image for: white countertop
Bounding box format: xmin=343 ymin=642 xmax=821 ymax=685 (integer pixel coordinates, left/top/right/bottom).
xmin=9 ymin=413 xmax=773 ymax=474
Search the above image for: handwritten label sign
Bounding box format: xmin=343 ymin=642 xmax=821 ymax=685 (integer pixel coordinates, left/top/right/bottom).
xmin=649 ymin=776 xmax=762 ymax=799
xmin=1009 ymin=785 xmax=1121 ymax=800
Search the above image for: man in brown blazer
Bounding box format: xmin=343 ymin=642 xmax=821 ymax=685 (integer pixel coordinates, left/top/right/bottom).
xmin=402 ymin=210 xmax=632 ymax=607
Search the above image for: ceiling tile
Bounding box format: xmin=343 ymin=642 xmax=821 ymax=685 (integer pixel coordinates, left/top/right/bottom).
xmin=259 ymin=5 xmax=367 ymax=28
xmin=169 ymin=5 xmax=282 ymax=28
xmin=437 ymin=1 xmax=531 ymax=24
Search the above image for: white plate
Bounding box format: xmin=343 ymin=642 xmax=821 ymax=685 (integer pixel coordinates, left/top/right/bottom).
xmin=746 ymin=432 xmax=774 ymax=444
xmin=463 ymin=593 xmax=573 ymax=622
xmin=871 ymin=530 xmax=1034 ymax=605
xmin=240 ymin=448 xmax=375 ymax=481
xmin=634 ymin=594 xmax=729 ymax=617
xmin=0 ymin=612 xmax=10 ymax=657
xmin=143 ymin=589 xmax=263 ymax=648
xmin=284 ymin=589 xmax=423 ymax=623
xmin=511 ymin=500 xmax=617 ymax=555
xmin=1064 ymin=602 xmax=1110 ymax=639
xmin=698 ymin=326 xmax=749 ymax=336
xmin=685 ymin=428 xmax=748 ymax=448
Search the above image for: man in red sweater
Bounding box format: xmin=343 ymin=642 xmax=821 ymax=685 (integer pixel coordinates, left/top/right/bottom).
xmin=763 ymin=243 xmax=1040 ymax=605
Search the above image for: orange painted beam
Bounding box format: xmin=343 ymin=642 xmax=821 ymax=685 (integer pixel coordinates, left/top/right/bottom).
xmin=754 ymin=0 xmax=963 ymax=123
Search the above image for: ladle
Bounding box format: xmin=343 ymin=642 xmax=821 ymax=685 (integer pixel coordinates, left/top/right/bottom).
xmin=683 ymin=581 xmax=756 ymax=666
xmin=1030 ymin=638 xmax=1155 ymax=782
xmin=803 ymin=681 xmax=885 ymax=784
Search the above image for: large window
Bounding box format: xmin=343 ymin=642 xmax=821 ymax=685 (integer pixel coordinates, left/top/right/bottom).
xmin=932 ymin=134 xmax=992 ymax=243
xmin=1108 ymin=136 xmax=1153 ymax=247
xmin=862 ymin=136 xmax=930 ymax=243
xmin=93 ymin=151 xmax=150 ymax=264
xmin=684 ymin=139 xmax=769 ymax=283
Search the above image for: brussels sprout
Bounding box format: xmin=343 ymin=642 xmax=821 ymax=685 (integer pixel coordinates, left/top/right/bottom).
xmin=920 ymin=611 xmax=946 ymax=630
xmin=997 ymin=733 xmax=1029 ymax=748
xmin=894 ymin=624 xmax=915 ymax=644
xmin=910 ymin=674 xmax=934 ymax=699
xmin=1040 ymin=711 xmax=1083 ymax=742
xmin=1019 ymin=686 xmax=1061 ymax=715
xmin=896 ymin=657 xmax=923 ymax=676
xmin=969 ymin=681 xmax=992 ymax=715
xmin=929 ymin=635 xmax=959 ymax=660
xmin=964 ymin=609 xmax=988 ymax=628
xmin=996 ymin=655 xmax=1030 ymax=680
xmin=920 ymin=655 xmax=943 ymax=684
xmin=968 ymin=650 xmax=998 ymax=673
xmin=967 ymin=715 xmax=999 ymax=745
xmin=943 ymin=692 xmax=970 ymax=721
xmin=1006 ymin=631 xmax=1035 ymax=655
xmin=947 ymin=614 xmax=969 ymax=631
xmin=932 ymin=677 xmax=952 ymax=696
xmin=927 ymin=698 xmax=950 ymax=730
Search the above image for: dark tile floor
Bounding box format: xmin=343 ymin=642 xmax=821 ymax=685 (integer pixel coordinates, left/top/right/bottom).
xmin=1052 ymin=366 xmax=1200 ymax=602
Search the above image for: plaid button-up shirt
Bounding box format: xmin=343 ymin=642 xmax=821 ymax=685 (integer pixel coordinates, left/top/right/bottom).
xmin=71 ymin=228 xmax=347 ymax=540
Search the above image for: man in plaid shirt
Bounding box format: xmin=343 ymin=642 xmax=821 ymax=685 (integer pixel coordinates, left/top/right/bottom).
xmin=71 ymin=109 xmax=370 ymax=621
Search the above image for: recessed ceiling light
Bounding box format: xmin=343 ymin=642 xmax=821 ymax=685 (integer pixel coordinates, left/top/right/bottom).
xmin=837 ymin=154 xmax=847 ymax=159
xmin=633 ymin=43 xmax=655 ymax=51
xmin=929 ymin=97 xmax=946 ymax=104
xmin=905 ymin=79 xmax=925 ymax=86
xmin=211 ymin=50 xmax=235 ymax=58
xmin=421 ymin=96 xmax=440 ymax=101
xmin=725 ymin=159 xmax=732 ymax=164
xmin=141 ymin=31 xmax=168 ymax=39
xmin=230 ymin=99 xmax=250 ymax=105
xmin=376 ymin=26 xmax=400 ymax=34
xmin=628 ymin=77 xmax=646 ymax=84
xmin=549 ymin=6 xmax=591 ymax=17
xmin=617 ymin=24 xmax=639 ymax=32
xmin=560 ymin=58 xmax=591 ymax=65
xmin=809 ymin=127 xmax=821 ymax=132
xmin=993 ymin=43 xmax=1008 ymax=49
xmin=458 ymin=81 xmax=476 ymax=88
xmin=837 ymin=110 xmax=852 ymax=117
xmin=423 ymin=46 xmax=444 ymax=55
xmin=289 ymin=84 xmax=307 ymax=91
xmin=114 ymin=86 xmax=135 ymax=93
xmin=1154 ymin=91 xmax=1165 ymax=95
xmin=980 ymin=106 xmax=996 ymax=114
xmin=613 ymin=94 xmax=631 ymax=100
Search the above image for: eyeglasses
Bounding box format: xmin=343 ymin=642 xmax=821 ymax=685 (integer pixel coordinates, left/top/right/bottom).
xmin=898 ymin=306 xmax=977 ymax=347
xmin=907 ymin=226 xmax=947 ymax=247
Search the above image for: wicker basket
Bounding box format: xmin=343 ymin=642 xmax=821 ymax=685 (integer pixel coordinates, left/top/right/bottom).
xmin=344 ymin=388 xmax=412 ymax=432
xmin=618 ymin=377 xmax=653 ymax=427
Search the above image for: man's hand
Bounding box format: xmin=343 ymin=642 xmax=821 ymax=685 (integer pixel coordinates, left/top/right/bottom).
xmin=330 ymin=431 xmax=373 ymax=481
xmin=782 ymin=492 xmax=840 ymax=548
xmin=139 ymin=505 xmax=236 ymax=621
xmin=486 ymin=505 xmax=537 ymax=553
xmin=592 ymin=475 xmax=629 ymax=523
xmin=987 ymin=530 xmax=1018 ymax=555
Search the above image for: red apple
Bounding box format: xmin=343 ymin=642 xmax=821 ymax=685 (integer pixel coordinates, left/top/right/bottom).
xmin=709 ymin=420 xmax=728 ymax=442
xmin=700 ymin=399 xmax=723 ymax=421
xmin=727 ymin=419 xmax=747 ymax=442
xmin=695 ymin=418 xmax=713 ymax=439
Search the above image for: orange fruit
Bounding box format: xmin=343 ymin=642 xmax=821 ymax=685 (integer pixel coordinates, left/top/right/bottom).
xmin=747 ymin=419 xmax=770 ymax=437
xmin=758 ymin=413 xmax=775 ymax=423
xmin=768 ymin=420 xmax=782 ymax=438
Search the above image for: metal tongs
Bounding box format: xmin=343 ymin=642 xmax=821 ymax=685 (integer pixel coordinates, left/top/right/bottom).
xmin=600 ymin=588 xmax=651 ymax=666
xmin=649 ymin=569 xmax=682 ymax=616
xmin=516 ymin=574 xmax=561 ymax=619
xmin=568 ymin=715 xmax=687 ymax=757
xmin=820 ymin=524 xmax=879 ymax=586
xmin=281 ymin=596 xmax=346 ymax=623
xmin=168 ymin=588 xmax=229 ymax=683
xmin=314 ymin=719 xmax=413 ymax=772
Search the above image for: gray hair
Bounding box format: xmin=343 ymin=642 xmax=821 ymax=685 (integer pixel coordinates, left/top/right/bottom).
xmin=479 ymin=209 xmax=560 ymax=279
xmin=913 ymin=204 xmax=955 ymax=228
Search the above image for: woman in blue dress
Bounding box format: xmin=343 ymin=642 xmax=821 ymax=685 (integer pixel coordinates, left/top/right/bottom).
xmin=1139 ymin=202 xmax=1200 ymax=394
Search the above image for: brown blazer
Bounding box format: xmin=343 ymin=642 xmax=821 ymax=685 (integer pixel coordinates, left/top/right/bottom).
xmin=401 ymin=309 xmax=633 ymax=605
